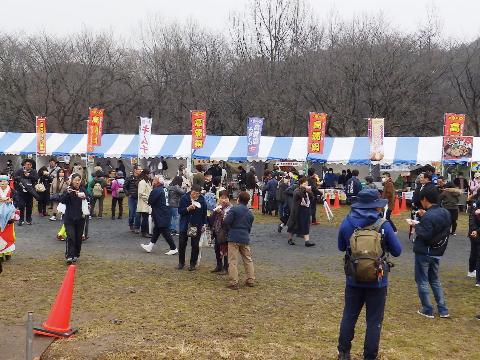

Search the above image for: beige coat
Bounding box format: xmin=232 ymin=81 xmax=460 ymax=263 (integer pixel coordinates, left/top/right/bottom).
xmin=137 ymin=179 xmax=152 ymax=213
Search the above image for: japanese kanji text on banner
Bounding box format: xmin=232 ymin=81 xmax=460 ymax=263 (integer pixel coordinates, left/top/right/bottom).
xmin=191 ymin=111 xmax=207 ymax=149
xmin=36 ymin=116 xmax=47 ymax=155
xmin=87 ymin=108 xmax=104 ymax=153
xmin=444 ymin=113 xmax=465 ymax=136
xmin=138 ymin=117 xmax=152 ymax=158
xmin=308 ymin=112 xmax=327 ymax=154
xmin=247 ymin=117 xmax=264 ymax=159
xmin=368 ymin=118 xmax=385 ymax=162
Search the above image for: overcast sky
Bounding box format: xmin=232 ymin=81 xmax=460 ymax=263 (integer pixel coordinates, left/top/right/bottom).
xmin=1 ymin=0 xmax=478 ymax=42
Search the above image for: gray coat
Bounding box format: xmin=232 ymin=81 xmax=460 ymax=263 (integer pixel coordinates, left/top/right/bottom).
xmin=168 ymin=185 xmax=185 ymax=208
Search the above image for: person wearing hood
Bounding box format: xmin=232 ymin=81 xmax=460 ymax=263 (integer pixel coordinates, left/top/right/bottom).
xmin=337 ymin=189 xmax=402 ymax=360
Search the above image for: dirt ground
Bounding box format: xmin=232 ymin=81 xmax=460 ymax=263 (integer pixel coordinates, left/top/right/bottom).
xmin=1 ymin=205 xmax=480 ymax=359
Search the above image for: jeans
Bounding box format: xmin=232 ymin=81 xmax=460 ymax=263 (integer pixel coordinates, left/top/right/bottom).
xmin=385 ymin=209 xmax=398 ymax=232
xmin=178 ymin=230 xmax=201 ymax=267
xmin=111 ymin=197 xmax=123 ymax=218
xmin=128 ymin=196 xmax=141 ymax=228
xmin=19 ymin=192 xmax=33 ymax=223
xmin=170 ymin=207 xmax=179 ymax=232
xmin=338 ymin=286 xmax=387 ymax=360
xmin=447 ymin=209 xmax=458 ymax=234
xmin=65 ymin=219 xmax=86 ymax=259
xmin=151 ymin=226 xmax=176 ymax=250
xmin=139 ymin=212 xmax=149 ymax=234
xmin=414 ymin=254 xmax=449 ymax=316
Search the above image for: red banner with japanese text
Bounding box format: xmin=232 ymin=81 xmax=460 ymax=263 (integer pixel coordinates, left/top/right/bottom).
xmin=36 ymin=116 xmax=47 ymax=155
xmin=87 ymin=108 xmax=104 ymax=153
xmin=191 ymin=110 xmax=207 ymax=149
xmin=444 ymin=113 xmax=465 ymax=136
xmin=307 ymin=112 xmax=327 ymax=154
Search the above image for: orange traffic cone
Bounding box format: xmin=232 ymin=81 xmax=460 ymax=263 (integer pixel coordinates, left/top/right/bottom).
xmin=326 ymin=193 xmax=331 ymax=205
xmin=392 ymin=195 xmax=401 ymax=216
xmin=400 ymin=192 xmax=407 ymax=212
xmin=34 ymin=265 xmax=77 ymax=338
xmin=333 ymin=192 xmax=340 ymax=209
xmin=252 ymin=192 xmax=259 ymax=210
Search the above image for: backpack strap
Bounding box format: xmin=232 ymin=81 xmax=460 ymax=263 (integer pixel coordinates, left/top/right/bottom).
xmin=361 ymin=218 xmax=386 ymax=232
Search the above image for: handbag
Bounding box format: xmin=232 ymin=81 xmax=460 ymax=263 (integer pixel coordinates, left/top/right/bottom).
xmin=35 ymin=182 xmax=46 ymax=193
xmin=82 ymin=199 xmax=90 ymax=216
xmin=187 ymin=224 xmax=198 ymax=238
xmin=199 ymin=228 xmax=211 ymax=247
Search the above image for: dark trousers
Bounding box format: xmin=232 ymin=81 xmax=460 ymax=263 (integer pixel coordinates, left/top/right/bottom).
xmin=65 ymin=219 xmax=86 ymax=259
xmin=385 ymin=209 xmax=398 ymax=232
xmin=447 ymin=209 xmax=458 ymax=234
xmin=37 ymin=194 xmax=49 ymax=215
xmin=178 ymin=231 xmax=200 ymax=267
xmin=338 ymin=286 xmax=387 ymax=360
xmin=310 ymin=198 xmax=317 ymax=223
xmin=214 ymin=237 xmax=228 ymax=270
xmin=151 ymin=226 xmax=176 ymax=250
xmin=91 ymin=197 xmax=104 ymax=217
xmin=111 ymin=197 xmax=124 ymax=218
xmin=139 ymin=212 xmax=149 ymax=234
xmin=469 ymin=238 xmax=480 ymax=280
xmin=19 ymin=192 xmax=33 ymax=222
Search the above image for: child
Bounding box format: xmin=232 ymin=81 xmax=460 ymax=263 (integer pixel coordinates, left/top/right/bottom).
xmin=209 ymin=190 xmax=231 ymax=274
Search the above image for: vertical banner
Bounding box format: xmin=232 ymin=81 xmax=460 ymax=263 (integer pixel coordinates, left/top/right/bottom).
xmin=138 ymin=117 xmax=153 ymax=158
xmin=444 ymin=113 xmax=465 ymax=136
xmin=191 ymin=110 xmax=207 ymax=149
xmin=36 ymin=116 xmax=47 ymax=155
xmin=307 ymin=112 xmax=327 ymax=153
xmin=87 ymin=108 xmax=104 ymax=153
xmin=368 ymin=118 xmax=385 ymax=162
xmin=247 ymin=117 xmax=264 ymax=159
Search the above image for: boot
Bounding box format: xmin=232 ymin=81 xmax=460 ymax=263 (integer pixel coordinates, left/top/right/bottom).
xmin=141 ymin=242 xmax=154 ymax=253
xmin=338 ymin=352 xmax=351 ymax=360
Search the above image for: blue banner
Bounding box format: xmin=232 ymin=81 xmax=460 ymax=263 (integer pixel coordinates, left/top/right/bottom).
xmin=247 ymin=117 xmax=264 ymax=158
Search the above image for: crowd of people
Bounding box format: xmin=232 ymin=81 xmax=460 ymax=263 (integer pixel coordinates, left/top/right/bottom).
xmin=3 ymin=158 xmax=480 ymax=359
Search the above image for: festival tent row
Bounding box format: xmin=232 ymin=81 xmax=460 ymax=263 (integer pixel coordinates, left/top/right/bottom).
xmin=0 ymin=132 xmax=469 ymax=164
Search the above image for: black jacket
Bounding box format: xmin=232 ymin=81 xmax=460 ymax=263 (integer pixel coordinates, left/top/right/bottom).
xmin=124 ymin=175 xmax=140 ymax=198
xmin=469 ymin=199 xmax=480 ymax=234
xmin=412 ymin=182 xmax=438 ymax=209
xmin=14 ymin=168 xmax=39 ymax=193
xmin=60 ymin=186 xmax=87 ymax=224
xmin=246 ymin=172 xmax=257 ymax=190
xmin=414 ymin=204 xmax=451 ymax=256
xmin=149 ymin=185 xmax=171 ymax=229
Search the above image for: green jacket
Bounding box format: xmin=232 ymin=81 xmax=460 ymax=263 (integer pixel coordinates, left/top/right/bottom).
xmin=87 ymin=177 xmax=107 ymax=197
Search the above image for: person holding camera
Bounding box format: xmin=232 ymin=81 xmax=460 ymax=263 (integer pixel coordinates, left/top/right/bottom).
xmin=60 ymin=173 xmax=88 ymax=265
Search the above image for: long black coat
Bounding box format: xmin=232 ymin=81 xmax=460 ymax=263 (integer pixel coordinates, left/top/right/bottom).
xmin=286 ymin=187 xmax=312 ymax=232
xmin=148 ymin=185 xmax=171 ymax=229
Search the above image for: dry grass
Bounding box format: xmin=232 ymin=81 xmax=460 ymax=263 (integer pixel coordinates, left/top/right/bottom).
xmin=1 ymin=253 xmax=479 ymax=359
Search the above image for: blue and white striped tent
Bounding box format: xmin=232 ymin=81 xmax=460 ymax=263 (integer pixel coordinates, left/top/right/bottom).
xmin=0 ymin=132 xmax=468 ymax=164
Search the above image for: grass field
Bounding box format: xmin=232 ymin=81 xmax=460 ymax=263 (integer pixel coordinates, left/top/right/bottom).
xmin=4 ymin=199 xmax=478 ymax=359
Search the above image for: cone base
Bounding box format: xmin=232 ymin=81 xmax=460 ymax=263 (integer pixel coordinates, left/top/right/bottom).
xmin=33 ymin=326 xmax=78 ymax=338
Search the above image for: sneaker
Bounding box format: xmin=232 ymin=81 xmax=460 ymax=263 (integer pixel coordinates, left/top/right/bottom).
xmin=468 ymin=271 xmax=477 ymax=278
xmin=476 ymin=314 xmax=480 ymax=321
xmin=439 ymin=313 xmax=450 ymax=319
xmin=176 ymin=264 xmax=185 ymax=270
xmin=227 ymin=283 xmax=239 ymax=290
xmin=188 ymin=265 xmax=196 ymax=271
xmin=277 ymin=224 xmax=283 ymax=233
xmin=49 ymin=216 xmax=57 ymax=221
xmin=338 ymin=351 xmax=351 ymax=360
xmin=72 ymin=257 xmax=78 ymax=263
xmin=141 ymin=243 xmax=154 ymax=253
xmin=417 ymin=310 xmax=434 ymax=319
xmin=305 ymin=241 xmax=316 ymax=247
xmin=111 ymin=216 xmax=115 ymax=220
xmin=66 ymin=258 xmax=74 ymax=265
xmin=476 ymin=283 xmax=480 ymax=287
xmin=165 ymin=249 xmax=178 ymax=255
xmin=18 ymin=221 xmax=24 ymax=227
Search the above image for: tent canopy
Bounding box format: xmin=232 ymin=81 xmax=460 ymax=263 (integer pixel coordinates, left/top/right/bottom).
xmin=0 ymin=132 xmax=459 ymax=165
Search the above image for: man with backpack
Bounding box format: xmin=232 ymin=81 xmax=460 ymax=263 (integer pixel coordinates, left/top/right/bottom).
xmin=337 ymin=189 xmax=402 ymax=360
xmin=411 ymin=186 xmax=451 ymax=319
xmin=87 ymin=171 xmax=106 ymax=218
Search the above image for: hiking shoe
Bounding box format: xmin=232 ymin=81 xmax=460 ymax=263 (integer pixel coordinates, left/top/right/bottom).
xmin=468 ymin=271 xmax=477 ymax=278
xmin=141 ymin=243 xmax=154 ymax=253
xmin=165 ymin=249 xmax=178 ymax=255
xmin=305 ymin=241 xmax=316 ymax=247
xmin=176 ymin=264 xmax=185 ymax=270
xmin=227 ymin=284 xmax=239 ymax=290
xmin=417 ymin=310 xmax=434 ymax=319
xmin=439 ymin=313 xmax=450 ymax=319
xmin=188 ymin=265 xmax=196 ymax=271
xmin=49 ymin=216 xmax=57 ymax=221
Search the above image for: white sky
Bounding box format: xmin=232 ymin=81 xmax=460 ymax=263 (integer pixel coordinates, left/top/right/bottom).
xmin=0 ymin=0 xmax=478 ymax=42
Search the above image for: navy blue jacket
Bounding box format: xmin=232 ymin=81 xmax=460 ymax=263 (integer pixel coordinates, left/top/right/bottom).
xmin=148 ymin=185 xmax=171 ymax=229
xmin=223 ymin=204 xmax=254 ymax=245
xmin=338 ymin=208 xmax=402 ymax=288
xmin=178 ymin=192 xmax=207 ymax=233
xmin=265 ymin=178 xmax=278 ymax=200
xmin=345 ymin=176 xmax=362 ymax=197
xmin=414 ymin=204 xmax=451 ymax=257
